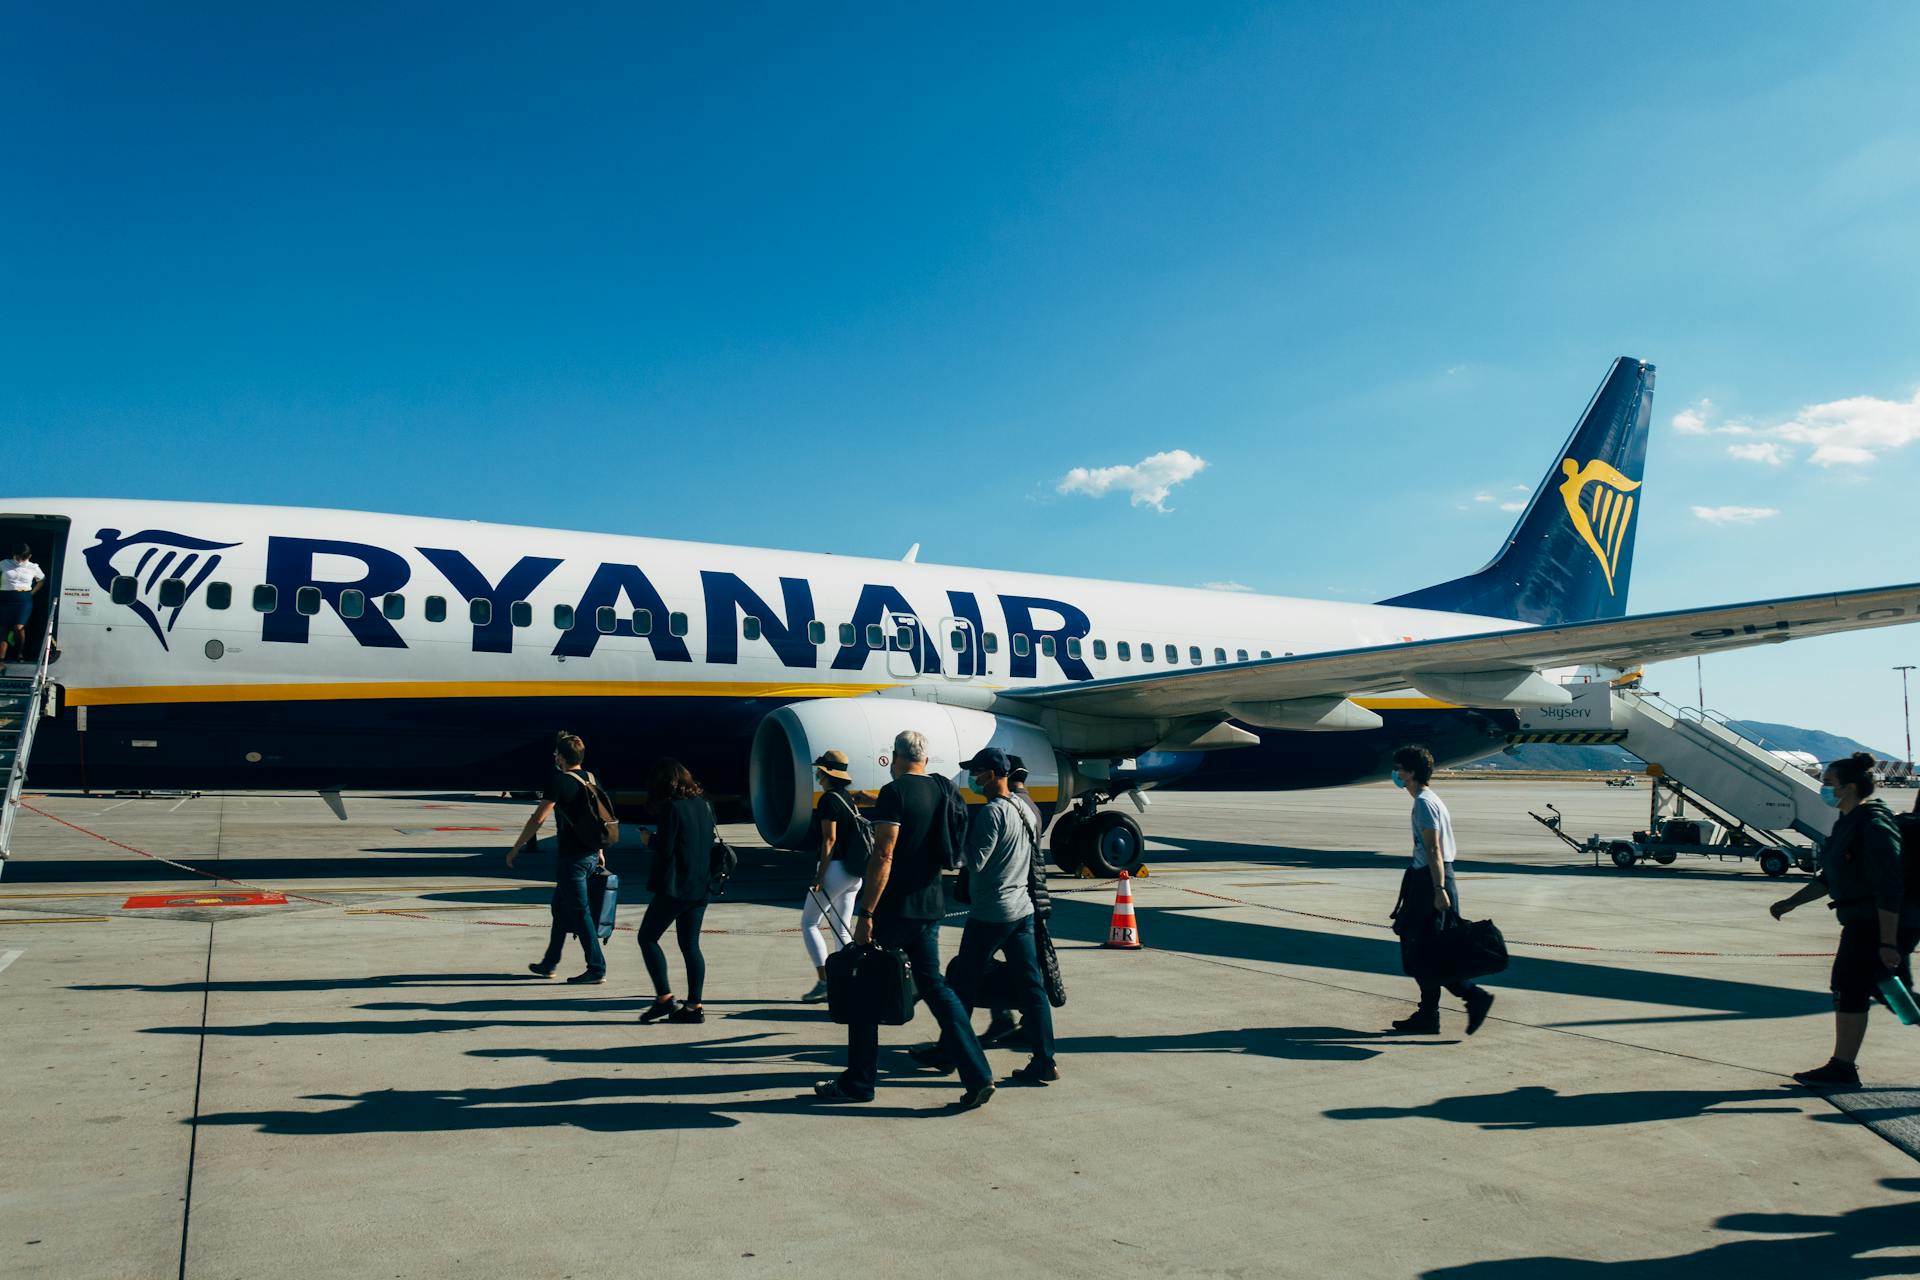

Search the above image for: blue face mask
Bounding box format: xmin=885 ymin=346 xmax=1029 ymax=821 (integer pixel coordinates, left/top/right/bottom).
xmin=1390 ymin=769 xmax=1406 ymax=790
xmin=1820 ymin=785 xmax=1840 ymax=808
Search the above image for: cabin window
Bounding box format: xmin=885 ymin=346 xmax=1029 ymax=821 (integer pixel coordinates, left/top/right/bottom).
xmin=1188 ymin=645 xmax=1202 ymax=666
xmin=838 ymin=622 xmax=856 ymax=646
xmin=1091 ymin=639 xmax=1107 ymax=660
xmin=424 ymin=595 xmax=446 ymax=623
xmin=807 ymin=620 xmax=826 ymax=645
xmin=1066 ymin=637 xmax=1082 ymax=660
xmin=669 ymin=611 xmax=689 ymax=637
xmin=338 ymin=589 xmax=366 ymax=620
xmin=382 ymin=593 xmax=405 ymax=620
xmin=983 ymin=632 xmax=999 ymax=654
xmin=1165 ymin=644 xmax=1178 ymax=664
xmin=1116 ymin=640 xmax=1130 ymax=661
xmin=949 ymin=628 xmax=967 ymax=652
xmin=633 ymin=609 xmax=653 ymax=636
xmin=1012 ymin=634 xmax=1031 ymax=657
xmin=206 ymin=581 xmax=232 ymax=611
xmin=1213 ymin=647 xmax=1227 ymax=664
xmin=866 ymin=623 xmax=884 ymax=648
xmin=110 ymin=575 xmax=138 ymax=605
xmin=596 ymin=606 xmax=617 ymax=634
xmin=743 ymin=616 xmax=763 ymax=642
xmin=1141 ymin=642 xmax=1155 ymax=664
xmin=1236 ymin=649 xmax=1249 ymax=662
xmin=252 ymin=584 xmax=278 ymax=613
xmin=1261 ymin=650 xmax=1273 ymax=659
xmin=156 ymin=577 xmax=187 ymax=608
xmin=510 ymin=601 xmax=532 ymax=628
xmin=553 ymin=604 xmax=575 ymax=630
xmin=295 ymin=586 xmax=322 ymax=616
xmin=1040 ymin=635 xmax=1057 ymax=658
xmin=467 ymin=598 xmax=490 ymax=626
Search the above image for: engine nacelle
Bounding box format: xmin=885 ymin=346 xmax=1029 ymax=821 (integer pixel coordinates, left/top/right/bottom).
xmin=750 ymin=698 xmax=1057 ymax=848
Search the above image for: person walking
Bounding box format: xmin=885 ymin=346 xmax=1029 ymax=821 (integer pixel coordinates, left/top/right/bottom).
xmin=922 ymin=747 xmax=1057 ymax=1084
xmin=814 ymin=730 xmax=995 ymax=1109
xmin=799 ymin=750 xmax=864 ymax=1003
xmin=635 ymin=759 xmax=717 ymax=1025
xmin=507 ymin=731 xmax=610 ymax=984
xmin=1769 ymin=752 xmax=1919 ymax=1087
xmin=0 ymin=544 xmax=46 ymax=663
xmin=1388 ymin=745 xmax=1495 ymax=1035
xmin=979 ymin=754 xmax=1048 ymax=1046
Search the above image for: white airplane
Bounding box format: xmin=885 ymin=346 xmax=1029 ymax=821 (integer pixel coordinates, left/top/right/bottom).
xmin=9 ymin=358 xmax=1917 ymax=872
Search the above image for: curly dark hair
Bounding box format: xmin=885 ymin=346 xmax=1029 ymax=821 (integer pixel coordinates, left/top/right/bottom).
xmin=1390 ymin=744 xmax=1436 ymax=785
xmin=647 ymin=758 xmax=704 ymax=812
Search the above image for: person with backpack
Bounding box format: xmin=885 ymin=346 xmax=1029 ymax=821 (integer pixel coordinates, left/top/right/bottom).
xmin=912 ymin=747 xmax=1057 ymax=1084
xmin=798 ymin=749 xmax=867 ymax=1003
xmin=979 ymin=754 xmax=1051 ymax=1045
xmin=1768 ymin=752 xmax=1919 ymax=1087
xmin=634 ymin=759 xmax=719 ymax=1025
xmin=507 ymin=731 xmax=614 ymax=984
xmin=813 ymin=729 xmax=994 ymax=1109
xmin=1387 ymin=744 xmax=1495 ymax=1036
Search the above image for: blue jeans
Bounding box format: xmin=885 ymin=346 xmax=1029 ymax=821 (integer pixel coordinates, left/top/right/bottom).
xmin=540 ymin=852 xmax=607 ymax=974
xmin=842 ymin=916 xmax=990 ymax=1097
xmin=943 ymin=914 xmax=1055 ymax=1067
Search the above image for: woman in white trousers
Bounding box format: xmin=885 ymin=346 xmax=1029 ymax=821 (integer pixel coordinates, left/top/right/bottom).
xmin=800 ymin=751 xmax=864 ymax=1003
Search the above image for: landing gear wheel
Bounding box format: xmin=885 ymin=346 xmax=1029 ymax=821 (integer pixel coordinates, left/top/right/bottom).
xmin=1609 ymin=843 xmax=1638 ymax=870
xmin=1049 ymin=812 xmax=1088 ymax=874
xmin=1651 ymin=849 xmax=1677 ymax=866
xmin=1758 ymin=849 xmax=1790 ymax=879
xmin=1078 ymin=811 xmax=1146 ymax=877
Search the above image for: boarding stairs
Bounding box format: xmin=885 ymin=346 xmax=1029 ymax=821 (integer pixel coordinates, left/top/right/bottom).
xmin=1512 ymin=683 xmax=1836 ymax=848
xmin=0 ymin=605 xmax=57 ymax=871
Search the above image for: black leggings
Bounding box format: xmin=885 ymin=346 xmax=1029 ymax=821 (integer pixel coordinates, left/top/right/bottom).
xmin=638 ymin=894 xmax=707 ymax=1003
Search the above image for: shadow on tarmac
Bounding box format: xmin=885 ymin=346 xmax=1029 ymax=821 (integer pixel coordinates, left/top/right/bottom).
xmin=1046 ymin=897 xmax=1829 ymax=1023
xmin=1421 ymin=1177 xmax=1920 ymax=1277
xmin=1147 ymin=835 xmax=1796 ymax=883
xmin=1324 ymin=1083 xmax=1804 ymax=1129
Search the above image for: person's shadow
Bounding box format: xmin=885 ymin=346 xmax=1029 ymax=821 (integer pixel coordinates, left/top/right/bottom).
xmin=1423 ymin=1178 xmax=1920 ymax=1276
xmin=1325 ymin=1083 xmax=1804 ymax=1130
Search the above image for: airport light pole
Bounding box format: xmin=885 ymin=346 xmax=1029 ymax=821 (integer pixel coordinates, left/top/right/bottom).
xmin=1898 ymin=665 xmax=1916 ymax=770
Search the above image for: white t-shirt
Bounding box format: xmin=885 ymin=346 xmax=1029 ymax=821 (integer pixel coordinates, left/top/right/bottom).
xmin=1409 ymin=789 xmax=1457 ymax=869
xmin=0 ymin=560 xmax=43 ymax=592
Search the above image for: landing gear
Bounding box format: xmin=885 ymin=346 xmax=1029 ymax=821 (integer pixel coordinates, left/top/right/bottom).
xmin=1048 ymin=792 xmax=1147 ymax=877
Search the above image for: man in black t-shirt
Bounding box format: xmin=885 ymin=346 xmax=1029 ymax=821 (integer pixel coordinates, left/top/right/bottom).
xmin=814 ymin=729 xmax=993 ymax=1109
xmin=507 ymin=732 xmax=608 ymax=982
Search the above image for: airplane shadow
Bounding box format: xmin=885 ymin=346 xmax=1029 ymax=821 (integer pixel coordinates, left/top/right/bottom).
xmin=1145 ymin=835 xmax=1792 ymax=883
xmin=1422 ymin=1178 xmax=1920 ymax=1277
xmin=1324 ymin=1083 xmax=1804 ymax=1130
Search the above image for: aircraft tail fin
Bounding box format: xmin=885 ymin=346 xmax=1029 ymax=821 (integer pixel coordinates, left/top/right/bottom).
xmin=1380 ymin=357 xmax=1655 ymax=627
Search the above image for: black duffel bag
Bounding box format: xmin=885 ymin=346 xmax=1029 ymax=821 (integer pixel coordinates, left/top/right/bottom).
xmin=826 ymin=943 xmax=919 ymax=1026
xmin=1408 ymin=913 xmax=1510 ymax=983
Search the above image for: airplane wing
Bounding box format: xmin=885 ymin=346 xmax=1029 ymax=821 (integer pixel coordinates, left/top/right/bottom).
xmin=1005 ymin=582 xmax=1920 ymax=719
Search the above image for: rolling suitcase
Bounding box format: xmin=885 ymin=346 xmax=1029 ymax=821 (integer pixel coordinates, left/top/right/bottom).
xmin=587 ymin=870 xmax=620 ymax=942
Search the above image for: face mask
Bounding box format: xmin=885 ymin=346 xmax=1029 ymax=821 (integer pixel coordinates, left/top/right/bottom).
xmin=1390 ymin=769 xmax=1405 ymax=790
xmin=1820 ymin=785 xmax=1840 ymax=808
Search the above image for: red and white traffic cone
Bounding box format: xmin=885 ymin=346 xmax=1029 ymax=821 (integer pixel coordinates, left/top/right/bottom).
xmin=1105 ymin=871 xmax=1142 ymax=949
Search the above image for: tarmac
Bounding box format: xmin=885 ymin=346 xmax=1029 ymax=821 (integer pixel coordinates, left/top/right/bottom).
xmin=2 ymin=779 xmax=1917 ymax=1278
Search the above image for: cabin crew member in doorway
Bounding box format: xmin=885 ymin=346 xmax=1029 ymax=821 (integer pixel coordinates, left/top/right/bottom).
xmin=0 ymin=544 xmax=45 ymax=663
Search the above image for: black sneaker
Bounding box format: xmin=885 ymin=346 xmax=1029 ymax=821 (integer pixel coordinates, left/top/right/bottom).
xmin=666 ymin=1004 xmax=705 ymax=1024
xmin=1010 ymin=1059 xmax=1059 ymax=1085
xmin=1391 ymin=1011 xmax=1441 ymax=1035
xmin=638 ymin=997 xmax=680 ymax=1024
xmin=954 ymin=1083 xmax=996 ymax=1111
xmin=566 ymin=971 xmax=607 ymax=985
xmin=812 ymin=1079 xmax=873 ymax=1103
xmin=907 ymin=1044 xmax=957 ymax=1075
xmin=1464 ymin=989 xmax=1495 ymax=1036
xmin=527 ymin=963 xmax=557 ymax=979
xmin=1792 ymin=1059 xmax=1861 ymax=1088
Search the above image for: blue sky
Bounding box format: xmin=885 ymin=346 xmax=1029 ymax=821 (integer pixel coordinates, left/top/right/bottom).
xmin=5 ymin=4 xmax=1919 ymax=755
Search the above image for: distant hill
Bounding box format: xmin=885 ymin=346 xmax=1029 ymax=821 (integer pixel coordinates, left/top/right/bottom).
xmin=1463 ymin=720 xmax=1894 ymax=773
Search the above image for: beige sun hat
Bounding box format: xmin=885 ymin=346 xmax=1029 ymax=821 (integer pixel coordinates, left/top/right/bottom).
xmin=813 ymin=749 xmax=853 ymax=782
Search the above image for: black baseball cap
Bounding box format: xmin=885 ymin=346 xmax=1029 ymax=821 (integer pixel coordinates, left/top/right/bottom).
xmin=959 ymin=746 xmax=1012 ymax=776
xmin=1007 ymin=753 xmax=1030 ymax=782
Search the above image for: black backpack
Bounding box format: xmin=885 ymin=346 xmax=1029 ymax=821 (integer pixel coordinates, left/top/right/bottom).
xmin=928 ymin=774 xmax=970 ymax=872
xmin=1897 ymin=813 xmax=1920 ymax=906
xmin=563 ymin=771 xmax=621 ymax=850
xmin=819 ymin=789 xmax=875 ymax=865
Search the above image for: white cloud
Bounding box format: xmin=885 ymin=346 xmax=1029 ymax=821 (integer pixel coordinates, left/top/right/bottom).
xmin=1056 ymin=449 xmax=1207 ymax=511
xmin=1199 ymin=581 xmax=1253 ymax=592
xmin=1764 ymin=390 xmax=1920 ymax=467
xmin=1672 ymin=400 xmax=1713 ymax=434
xmin=1726 ymin=442 xmax=1786 ymax=466
xmin=1472 ymin=492 xmax=1495 ymax=504
xmin=1498 ymin=500 xmax=1526 ymax=512
xmin=1692 ymin=505 xmax=1780 ymax=525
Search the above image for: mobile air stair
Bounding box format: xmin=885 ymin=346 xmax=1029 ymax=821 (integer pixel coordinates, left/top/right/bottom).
xmin=1512 ymin=681 xmax=1836 ymax=871
xmin=0 ymin=604 xmax=57 ymax=878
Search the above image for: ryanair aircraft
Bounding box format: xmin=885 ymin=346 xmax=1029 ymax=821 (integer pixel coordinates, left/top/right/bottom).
xmin=10 ymin=358 xmax=1918 ymax=873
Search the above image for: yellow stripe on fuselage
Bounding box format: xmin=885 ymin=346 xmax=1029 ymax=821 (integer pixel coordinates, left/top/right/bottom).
xmin=64 ymin=680 xmax=898 ymax=707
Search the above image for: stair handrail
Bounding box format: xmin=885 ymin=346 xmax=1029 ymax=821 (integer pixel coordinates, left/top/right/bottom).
xmin=1 ymin=600 xmax=56 ymax=862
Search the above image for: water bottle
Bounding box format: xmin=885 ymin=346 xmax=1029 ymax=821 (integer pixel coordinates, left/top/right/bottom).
xmin=1880 ymin=973 xmax=1920 ymax=1027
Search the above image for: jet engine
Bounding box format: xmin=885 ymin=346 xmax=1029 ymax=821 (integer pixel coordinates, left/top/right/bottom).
xmin=749 ymin=698 xmax=1057 ymax=848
